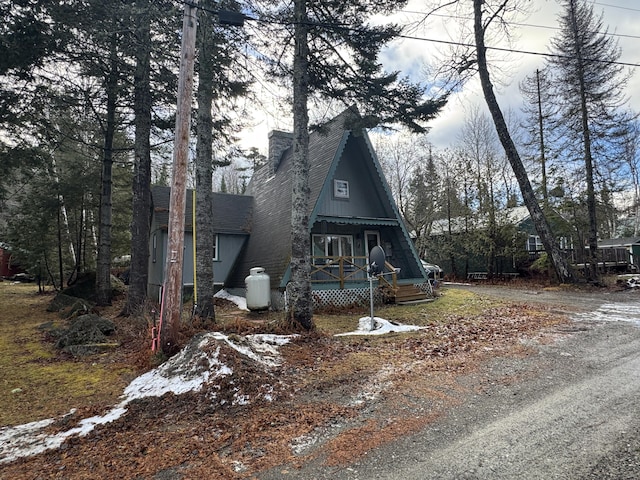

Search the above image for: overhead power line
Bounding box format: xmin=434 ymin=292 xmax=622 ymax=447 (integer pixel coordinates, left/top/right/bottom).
xmin=180 ymin=1 xmax=640 ymax=68
xmin=396 ymin=34 xmax=640 ymax=68
xmin=397 ymin=10 xmax=640 ymax=41
xmin=592 ymin=1 xmax=640 ymax=12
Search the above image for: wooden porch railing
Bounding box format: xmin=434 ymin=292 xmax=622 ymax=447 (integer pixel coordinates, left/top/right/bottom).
xmin=310 ymin=255 xmax=398 ymax=290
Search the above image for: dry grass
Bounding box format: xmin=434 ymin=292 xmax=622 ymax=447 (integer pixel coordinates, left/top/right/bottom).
xmin=0 ymin=282 xmax=572 ymax=479
xmin=0 ymin=283 xmax=137 ymax=426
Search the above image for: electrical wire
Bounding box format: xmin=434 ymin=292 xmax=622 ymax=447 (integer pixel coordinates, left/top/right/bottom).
xmin=592 ymin=1 xmax=640 ymax=12
xmin=395 ymin=33 xmax=640 ymax=68
xmin=398 ymin=10 xmax=640 ymax=41
xmin=175 ymin=1 xmax=640 ymax=68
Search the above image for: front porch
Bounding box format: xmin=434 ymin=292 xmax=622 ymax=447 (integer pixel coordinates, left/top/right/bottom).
xmin=310 ymin=255 xmax=431 ymax=304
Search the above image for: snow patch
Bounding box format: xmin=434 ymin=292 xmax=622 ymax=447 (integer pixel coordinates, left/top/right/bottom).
xmin=349 ymin=364 xmax=397 ymax=406
xmin=214 ymin=289 xmax=249 ymax=311
xmin=335 ymin=316 xmax=426 ymax=336
xmin=0 ymin=332 xmax=293 ymax=465
xmin=573 ymin=301 xmax=640 ymax=327
xmin=211 ymin=332 xmax=294 ymax=367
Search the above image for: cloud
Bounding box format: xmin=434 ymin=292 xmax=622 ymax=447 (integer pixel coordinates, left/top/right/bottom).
xmin=238 ymin=1 xmax=639 ymax=153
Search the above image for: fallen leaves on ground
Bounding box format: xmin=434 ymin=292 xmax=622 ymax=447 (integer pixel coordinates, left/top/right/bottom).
xmin=0 ymin=285 xmax=570 ymax=479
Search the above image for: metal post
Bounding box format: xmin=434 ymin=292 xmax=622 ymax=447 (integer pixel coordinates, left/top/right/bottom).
xmin=369 ymin=273 xmax=375 ymax=331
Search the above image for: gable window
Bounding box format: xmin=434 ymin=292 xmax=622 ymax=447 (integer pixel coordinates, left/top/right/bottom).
xmin=333 ymin=179 xmax=349 ymax=199
xmin=212 ymin=234 xmax=219 ymax=261
xmin=312 ymin=234 xmax=354 ymax=263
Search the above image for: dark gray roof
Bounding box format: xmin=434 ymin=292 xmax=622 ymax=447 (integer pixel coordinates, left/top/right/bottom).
xmin=151 ymin=185 xmax=253 ymax=234
xmin=227 ymin=109 xmax=354 ymax=289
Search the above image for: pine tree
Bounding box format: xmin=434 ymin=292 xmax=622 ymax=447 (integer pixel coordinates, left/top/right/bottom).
xmin=547 ymin=0 xmax=633 ymax=281
xmin=409 ymin=147 xmax=441 ymax=258
xmin=0 ymin=0 xmax=71 ymax=201
xmin=252 ymin=0 xmax=446 ymax=329
xmin=124 ymin=0 xmax=154 ymax=316
xmin=193 ymin=0 xmax=251 ymax=321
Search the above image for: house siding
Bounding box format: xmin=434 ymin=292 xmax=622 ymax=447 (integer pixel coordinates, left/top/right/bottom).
xmin=185 ymin=108 xmax=428 ymax=298
xmin=317 ymin=141 xmax=387 ymax=218
xmin=148 ymin=231 xmax=249 ymax=301
xmin=148 ymin=186 xmax=253 ymax=300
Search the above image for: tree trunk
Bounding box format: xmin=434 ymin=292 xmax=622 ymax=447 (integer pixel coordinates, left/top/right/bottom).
xmin=194 ymin=6 xmax=216 ymax=321
xmin=445 ymin=176 xmax=457 ymax=277
xmin=50 ymin=157 xmax=77 ymax=282
xmin=72 ymin=199 xmax=85 ymax=280
xmin=473 ymin=0 xmax=575 ymax=284
xmin=56 ymin=200 xmax=63 ymax=290
xmin=568 ymin=0 xmax=599 ymax=281
xmin=96 ymin=30 xmax=118 ymax=306
xmin=535 ymin=69 xmax=549 ymax=209
xmin=288 ymin=0 xmax=314 ymax=330
xmin=123 ymin=0 xmax=152 ymax=316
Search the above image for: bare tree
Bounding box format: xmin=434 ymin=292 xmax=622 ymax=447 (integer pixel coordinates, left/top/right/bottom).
xmin=375 ymin=132 xmax=425 ymax=218
xmin=375 ymin=131 xmax=435 ymax=248
xmin=622 ymin=119 xmax=640 ymax=236
xmin=458 ymin=107 xmax=513 ymax=276
xmin=520 ymin=68 xmax=556 ymax=209
xmin=471 ymin=0 xmax=575 ymax=283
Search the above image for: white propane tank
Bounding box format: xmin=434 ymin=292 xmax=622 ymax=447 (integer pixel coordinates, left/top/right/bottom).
xmin=245 ymin=267 xmax=270 ymax=311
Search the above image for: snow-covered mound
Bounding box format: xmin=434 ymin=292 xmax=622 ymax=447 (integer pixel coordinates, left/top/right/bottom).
xmin=0 ymin=332 xmax=293 ymax=465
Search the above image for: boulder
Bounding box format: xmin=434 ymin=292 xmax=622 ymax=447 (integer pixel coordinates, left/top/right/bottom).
xmin=55 ymin=314 xmax=117 ymax=356
xmin=47 ymin=292 xmax=94 ymax=318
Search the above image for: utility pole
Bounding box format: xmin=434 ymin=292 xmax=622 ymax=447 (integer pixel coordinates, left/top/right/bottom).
xmin=160 ymin=0 xmax=199 ymax=355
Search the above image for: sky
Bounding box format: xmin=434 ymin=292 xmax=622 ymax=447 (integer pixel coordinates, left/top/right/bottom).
xmin=238 ymin=0 xmax=640 ymax=154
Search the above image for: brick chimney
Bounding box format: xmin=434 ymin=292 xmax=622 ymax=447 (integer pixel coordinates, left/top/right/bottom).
xmin=268 ymin=130 xmax=293 ymax=175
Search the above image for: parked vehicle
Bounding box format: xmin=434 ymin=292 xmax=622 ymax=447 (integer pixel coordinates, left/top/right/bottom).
xmin=421 ymin=260 xmax=444 ymax=280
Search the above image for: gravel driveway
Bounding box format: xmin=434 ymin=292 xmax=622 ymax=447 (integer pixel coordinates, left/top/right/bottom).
xmin=266 ymin=284 xmax=640 ymax=479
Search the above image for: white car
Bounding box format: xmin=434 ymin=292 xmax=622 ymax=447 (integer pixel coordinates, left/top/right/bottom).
xmin=421 ymin=260 xmax=444 ymax=280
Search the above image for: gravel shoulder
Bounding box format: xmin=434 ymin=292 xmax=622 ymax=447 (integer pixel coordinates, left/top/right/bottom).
xmin=447 ymin=282 xmax=640 ymax=312
xmin=261 ymin=284 xmax=640 ymax=480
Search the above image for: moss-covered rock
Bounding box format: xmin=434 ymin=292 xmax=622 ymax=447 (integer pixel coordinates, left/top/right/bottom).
xmin=47 ymin=292 xmax=94 ymax=318
xmin=61 ymin=271 xmax=126 ymax=301
xmin=61 ymin=272 xmax=97 ymax=300
xmin=55 ymin=314 xmax=117 ymax=355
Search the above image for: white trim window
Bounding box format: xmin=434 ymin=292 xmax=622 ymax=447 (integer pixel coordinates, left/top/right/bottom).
xmin=333 ymin=179 xmax=350 ymax=199
xmin=527 ymin=235 xmax=544 ymax=252
xmin=312 ymin=234 xmax=354 ymax=263
xmin=558 ymin=236 xmax=572 ymax=250
xmin=152 ymin=234 xmax=157 ymax=263
xmin=212 ymin=234 xmax=219 ymax=261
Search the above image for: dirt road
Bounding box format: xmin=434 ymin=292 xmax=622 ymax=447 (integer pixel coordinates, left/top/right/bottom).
xmin=263 ymin=285 xmax=640 ymax=479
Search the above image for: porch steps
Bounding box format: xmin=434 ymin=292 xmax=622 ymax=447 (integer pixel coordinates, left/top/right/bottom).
xmin=387 ymin=284 xmax=430 ymax=304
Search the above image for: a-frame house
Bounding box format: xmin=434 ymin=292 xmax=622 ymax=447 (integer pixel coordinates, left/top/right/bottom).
xmin=225 ymin=108 xmax=430 ymax=307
